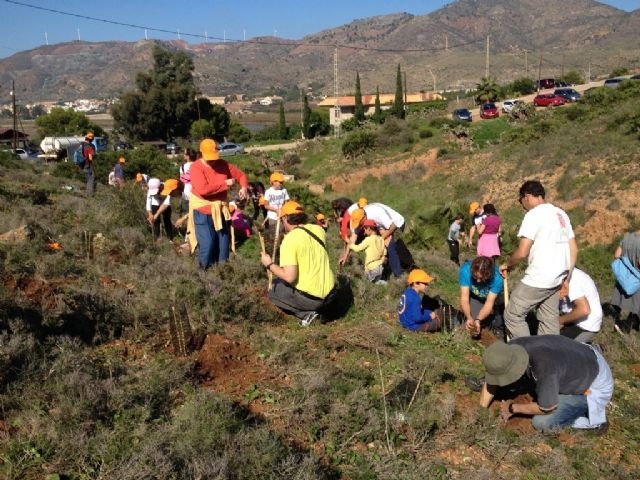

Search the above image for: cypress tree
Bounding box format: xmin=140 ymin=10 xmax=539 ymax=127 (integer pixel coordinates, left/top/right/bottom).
xmin=354 ymin=72 xmax=365 ymax=123
xmin=302 ymin=95 xmax=311 ymax=139
xmin=277 ymin=102 xmax=287 ymax=139
xmin=392 ymin=64 xmax=405 ymax=120
xmin=373 ymin=85 xmax=383 ymax=124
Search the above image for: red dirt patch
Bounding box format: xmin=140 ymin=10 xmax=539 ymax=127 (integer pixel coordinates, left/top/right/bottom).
xmin=2 ymin=274 xmax=67 ymax=312
xmin=195 ymin=334 xmax=283 ymax=397
xmin=629 ymin=364 xmax=640 ymax=376
xmin=325 ymin=148 xmax=440 ymax=192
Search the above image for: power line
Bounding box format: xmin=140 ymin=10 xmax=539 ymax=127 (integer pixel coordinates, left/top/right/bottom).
xmin=3 ymin=0 xmax=486 ymax=53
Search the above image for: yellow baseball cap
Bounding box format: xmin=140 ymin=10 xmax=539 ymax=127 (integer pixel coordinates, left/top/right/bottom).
xmin=469 ymin=202 xmax=480 ymax=214
xmin=279 ymin=200 xmax=304 ymax=218
xmin=200 ymin=138 xmax=220 ymax=161
xmin=407 ymin=269 xmax=434 ymax=285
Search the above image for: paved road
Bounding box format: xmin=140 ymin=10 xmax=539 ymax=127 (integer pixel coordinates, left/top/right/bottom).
xmin=466 ymin=79 xmax=606 ymax=121
xmin=246 ymin=141 xmax=299 ymax=153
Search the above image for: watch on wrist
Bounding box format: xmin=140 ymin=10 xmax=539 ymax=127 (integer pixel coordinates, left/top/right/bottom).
xmin=508 ymin=403 xmax=514 ymax=414
xmin=266 ymin=262 xmax=274 ymax=270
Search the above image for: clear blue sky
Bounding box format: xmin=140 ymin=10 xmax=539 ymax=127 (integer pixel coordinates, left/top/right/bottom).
xmin=1 ymin=0 xmax=638 ymax=58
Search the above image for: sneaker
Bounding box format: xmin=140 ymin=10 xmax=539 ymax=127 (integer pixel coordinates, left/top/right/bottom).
xmin=464 ymin=376 xmax=484 ymax=392
xmin=592 ymin=421 xmax=609 ymax=436
xmin=614 ymin=317 xmax=632 ymax=334
xmin=299 ymin=312 xmax=320 ymax=327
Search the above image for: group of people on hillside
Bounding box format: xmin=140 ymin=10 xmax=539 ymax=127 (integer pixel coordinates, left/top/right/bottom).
xmin=86 ymin=135 xmax=630 ymax=436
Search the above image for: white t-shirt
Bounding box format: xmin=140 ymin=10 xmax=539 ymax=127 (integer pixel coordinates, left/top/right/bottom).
xmin=518 ymin=202 xmax=574 ymax=288
xmin=364 ymin=203 xmax=405 ymax=230
xmin=567 ymin=268 xmax=602 ymax=333
xmin=264 ymin=187 xmax=290 ymax=220
xmin=180 ymin=162 xmax=192 ymax=201
xmin=145 ymin=193 xmax=171 ymax=211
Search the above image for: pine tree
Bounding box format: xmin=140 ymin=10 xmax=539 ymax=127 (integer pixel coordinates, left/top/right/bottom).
xmin=391 ymin=64 xmax=405 ymax=120
xmin=354 ymin=72 xmax=365 ymax=124
xmin=277 ymin=102 xmax=287 ymax=139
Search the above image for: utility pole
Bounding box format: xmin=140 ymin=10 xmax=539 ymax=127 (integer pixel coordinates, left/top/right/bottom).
xmin=205 ymin=31 xmax=208 ymax=43
xmin=77 ymin=27 xmax=81 ymax=41
xmin=485 ymin=35 xmax=490 ymax=78
xmin=537 ymin=54 xmax=543 ymax=92
xmin=243 ymin=29 xmax=246 ymax=41
xmin=44 ymin=31 xmax=49 ymax=45
xmin=587 ymin=62 xmax=591 ymax=84
xmin=144 ymin=29 xmax=148 ymax=40
xmin=333 ymin=47 xmax=340 ymax=139
xmin=11 ymin=80 xmax=17 ymax=151
xmin=561 ymin=54 xmax=565 ymax=78
xmin=444 ymin=34 xmax=448 ymax=51
xmin=524 ymin=50 xmax=528 ymax=76
xmin=300 ymin=88 xmax=304 ymax=140
xmin=403 ymin=71 xmax=408 ymax=113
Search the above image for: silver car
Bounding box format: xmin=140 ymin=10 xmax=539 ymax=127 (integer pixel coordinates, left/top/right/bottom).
xmin=218 ymin=142 xmax=245 ymax=156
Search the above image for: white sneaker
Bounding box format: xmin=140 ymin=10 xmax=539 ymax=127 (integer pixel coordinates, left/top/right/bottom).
xmin=299 ymin=312 xmax=319 ymax=327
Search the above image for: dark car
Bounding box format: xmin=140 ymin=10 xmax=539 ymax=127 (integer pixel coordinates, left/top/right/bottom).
xmin=604 ymin=77 xmax=625 ymax=89
xmin=554 ymin=88 xmax=581 ymax=102
xmin=536 ymin=78 xmax=555 ymax=90
xmin=554 ymin=81 xmax=569 ymax=88
xmin=533 ymin=94 xmax=566 ymax=107
xmin=631 ymin=74 xmax=640 ymax=80
xmin=452 ymin=108 xmax=472 ymax=122
xmin=479 ymin=103 xmax=499 ymax=119
xmin=218 ymin=142 xmax=245 ymax=156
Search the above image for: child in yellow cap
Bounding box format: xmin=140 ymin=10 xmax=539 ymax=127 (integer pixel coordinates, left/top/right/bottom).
xmin=397 ymin=269 xmax=441 ymax=332
xmin=349 ymin=218 xmax=387 ymax=284
xmin=264 ymin=172 xmax=290 ymax=249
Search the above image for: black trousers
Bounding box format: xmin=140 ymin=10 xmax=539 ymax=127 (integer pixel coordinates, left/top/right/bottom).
xmin=151 ymin=205 xmax=173 ymax=240
xmin=447 ymin=239 xmax=460 ymax=265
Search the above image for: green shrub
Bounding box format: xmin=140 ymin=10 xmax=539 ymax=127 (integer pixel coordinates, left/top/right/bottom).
xmin=419 ymin=129 xmax=434 ymax=139
xmin=342 ymin=130 xmax=376 ymax=159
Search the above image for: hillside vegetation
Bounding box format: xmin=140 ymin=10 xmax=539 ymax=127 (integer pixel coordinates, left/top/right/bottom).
xmin=0 ymin=82 xmax=639 ymax=479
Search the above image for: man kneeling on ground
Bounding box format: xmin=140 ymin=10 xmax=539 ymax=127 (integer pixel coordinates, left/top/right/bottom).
xmin=479 ymin=336 xmax=613 ymax=433
xmin=260 ymin=201 xmax=336 ymax=327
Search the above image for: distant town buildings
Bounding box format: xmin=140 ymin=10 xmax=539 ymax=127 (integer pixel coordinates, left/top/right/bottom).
xmin=318 ymin=91 xmax=444 ymax=126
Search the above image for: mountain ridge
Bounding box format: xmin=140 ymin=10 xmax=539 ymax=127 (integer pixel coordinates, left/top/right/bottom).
xmin=1 ymin=0 xmax=639 ymax=101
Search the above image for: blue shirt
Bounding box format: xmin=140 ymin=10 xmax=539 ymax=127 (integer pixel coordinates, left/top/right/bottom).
xmin=458 ymin=261 xmax=503 ymax=299
xmin=398 ymin=287 xmax=433 ymax=331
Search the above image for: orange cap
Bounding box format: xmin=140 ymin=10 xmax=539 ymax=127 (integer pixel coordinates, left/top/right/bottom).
xmin=200 ymin=138 xmax=219 ymax=161
xmin=407 ymin=269 xmax=434 ymax=285
xmin=350 ymin=208 xmax=365 ymax=229
xmin=161 ymin=179 xmax=180 ymax=196
xmin=279 ymin=200 xmax=304 ymax=218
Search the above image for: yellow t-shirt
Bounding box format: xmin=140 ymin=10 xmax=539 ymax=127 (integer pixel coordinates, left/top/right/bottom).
xmin=349 ymin=234 xmax=386 ymax=271
xmin=279 ymin=224 xmax=335 ymax=299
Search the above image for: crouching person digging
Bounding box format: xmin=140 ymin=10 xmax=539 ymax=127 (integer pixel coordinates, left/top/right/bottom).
xmin=260 ymin=201 xmax=336 ymax=327
xmin=479 ymin=336 xmax=613 ymax=433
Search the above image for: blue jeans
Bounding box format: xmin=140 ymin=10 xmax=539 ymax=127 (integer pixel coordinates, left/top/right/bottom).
xmin=193 ymin=210 xmax=230 ymax=269
xmin=531 ymin=394 xmax=588 ymax=432
xmin=386 ymin=236 xmax=403 ymax=277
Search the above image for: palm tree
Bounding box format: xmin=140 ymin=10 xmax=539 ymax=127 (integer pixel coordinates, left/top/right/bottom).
xmin=475 ymin=76 xmax=500 ymax=104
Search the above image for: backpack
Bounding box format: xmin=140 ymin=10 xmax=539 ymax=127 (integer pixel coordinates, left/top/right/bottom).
xmin=179 ymin=163 xmax=191 ymax=185
xmin=611 ymin=255 xmax=640 ymax=296
xmin=73 ymin=144 xmax=86 ymax=167
xmin=74 ymin=142 xmax=92 ymax=168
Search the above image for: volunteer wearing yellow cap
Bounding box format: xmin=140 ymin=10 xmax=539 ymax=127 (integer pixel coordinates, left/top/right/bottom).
xmin=264 ymin=171 xmax=290 ymax=250
xmin=397 ymin=269 xmax=441 ymax=332
xmin=466 ymin=201 xmax=485 ymax=249
xmin=189 ymin=138 xmax=248 ymax=269
xmin=80 ymin=132 xmax=97 ymax=196
xmin=145 ymin=179 xmax=179 ymax=241
xmin=260 ymin=200 xmax=336 ymax=327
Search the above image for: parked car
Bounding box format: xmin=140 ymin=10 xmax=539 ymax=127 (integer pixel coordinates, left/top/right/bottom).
xmin=113 ymin=142 xmax=132 ymax=151
xmin=217 ymin=142 xmax=245 ymax=156
xmin=554 ymin=88 xmax=581 ymax=102
xmin=536 ymin=78 xmax=555 ymax=90
xmin=533 ymin=94 xmax=566 ymax=107
xmin=631 ymin=74 xmax=640 ymax=80
xmin=604 ymin=77 xmax=625 ymax=89
xmin=554 ymin=81 xmax=569 ymax=88
xmin=166 ymin=142 xmax=180 ymax=155
xmin=479 ymin=103 xmax=499 ymax=119
xmin=501 ymin=99 xmax=522 ymax=113
xmin=14 ymin=148 xmax=38 ymax=160
xmin=452 ymin=108 xmax=472 ymax=122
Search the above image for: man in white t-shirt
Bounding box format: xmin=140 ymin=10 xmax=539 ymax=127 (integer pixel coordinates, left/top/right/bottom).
xmin=363 ymin=202 xmax=406 ymax=277
xmin=500 ymin=180 xmax=578 ymax=338
xmin=559 ymin=267 xmax=602 ymax=343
